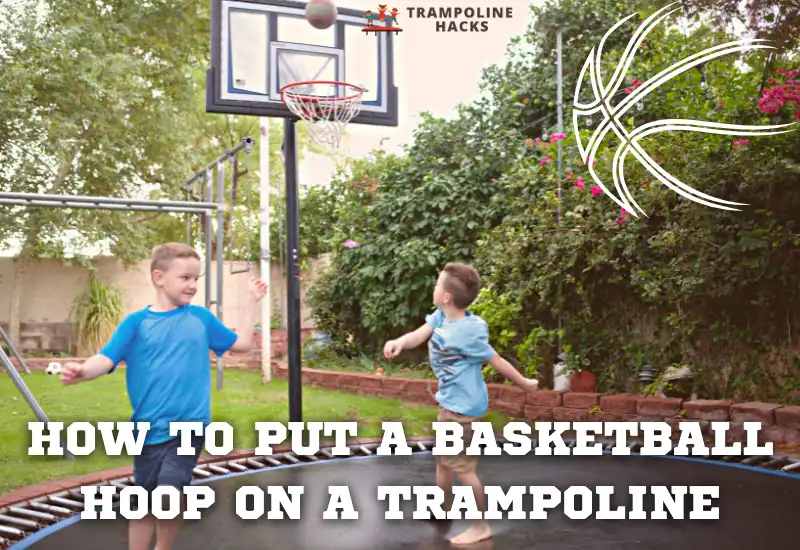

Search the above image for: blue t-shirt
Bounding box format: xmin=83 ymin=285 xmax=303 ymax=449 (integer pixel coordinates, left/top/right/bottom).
xmin=425 ymin=308 xmax=496 ymax=417
xmin=99 ymin=305 xmax=238 ymax=446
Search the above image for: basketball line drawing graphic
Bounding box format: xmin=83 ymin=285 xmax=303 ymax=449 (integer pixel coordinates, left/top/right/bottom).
xmin=573 ymin=1 xmax=798 ymax=217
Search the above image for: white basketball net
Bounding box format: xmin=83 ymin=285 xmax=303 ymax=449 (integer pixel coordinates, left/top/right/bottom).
xmin=281 ymin=81 xmax=365 ymax=148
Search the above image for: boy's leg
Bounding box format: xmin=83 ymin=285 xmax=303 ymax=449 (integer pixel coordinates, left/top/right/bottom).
xmin=434 ymin=406 xmax=455 ymax=518
xmin=436 ymin=459 xmax=454 ymax=513
xmin=129 ymin=516 xmax=156 ymax=550
xmin=449 ymin=470 xmax=491 ymax=545
xmin=128 ymin=434 xmax=204 ymax=550
xmin=129 ymin=443 xmax=163 ymax=550
xmin=438 ymin=409 xmax=492 ymax=545
xmin=152 ymin=434 xmax=205 ymax=550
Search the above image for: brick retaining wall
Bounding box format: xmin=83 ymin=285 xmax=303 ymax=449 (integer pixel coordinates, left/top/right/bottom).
xmin=2 ymin=359 xmax=798 ymax=512
xmin=7 ymin=355 xmax=800 ymax=445
xmin=270 ymin=362 xmax=800 ymax=445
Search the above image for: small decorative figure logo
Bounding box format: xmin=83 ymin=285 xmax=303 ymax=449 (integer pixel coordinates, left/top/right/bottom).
xmin=363 ymin=5 xmax=402 ymax=34
xmin=573 ymin=2 xmax=797 ymax=216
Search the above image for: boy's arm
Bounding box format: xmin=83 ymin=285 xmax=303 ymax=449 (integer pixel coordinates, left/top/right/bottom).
xmin=396 ymin=324 xmax=434 ymax=349
xmin=488 ymin=354 xmax=538 ymax=391
xmin=210 ymin=277 xmax=268 ymax=355
xmin=60 ymin=313 xmax=140 ymax=386
xmin=228 ymin=296 xmax=260 ymax=353
xmin=384 ymin=324 xmax=433 ymax=358
xmin=60 ymin=355 xmax=114 ymax=385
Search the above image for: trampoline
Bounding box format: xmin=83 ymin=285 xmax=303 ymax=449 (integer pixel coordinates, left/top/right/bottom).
xmin=2 ymin=438 xmax=798 ymax=549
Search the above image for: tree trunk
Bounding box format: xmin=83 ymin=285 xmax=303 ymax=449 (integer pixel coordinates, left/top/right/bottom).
xmin=8 ymin=248 xmax=33 ymax=348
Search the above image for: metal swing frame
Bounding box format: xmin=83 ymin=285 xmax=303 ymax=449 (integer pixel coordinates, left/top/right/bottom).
xmin=0 ymin=137 xmax=254 ymax=461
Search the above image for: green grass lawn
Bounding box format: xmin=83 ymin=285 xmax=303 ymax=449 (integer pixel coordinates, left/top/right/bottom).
xmin=0 ymin=370 xmax=508 ymax=495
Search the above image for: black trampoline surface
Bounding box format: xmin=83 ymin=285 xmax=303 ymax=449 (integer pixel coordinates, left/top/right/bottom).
xmin=12 ymin=452 xmax=800 ymax=549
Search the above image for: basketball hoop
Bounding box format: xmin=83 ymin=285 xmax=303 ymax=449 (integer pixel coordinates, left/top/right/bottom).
xmin=280 ymin=80 xmax=365 ymax=147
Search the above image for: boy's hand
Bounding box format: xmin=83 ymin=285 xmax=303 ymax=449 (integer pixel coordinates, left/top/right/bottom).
xmin=521 ymin=378 xmax=539 ymax=392
xmin=60 ymin=362 xmax=83 ymax=386
xmin=247 ymin=277 xmax=268 ymax=301
xmin=383 ymin=339 xmax=403 ymax=359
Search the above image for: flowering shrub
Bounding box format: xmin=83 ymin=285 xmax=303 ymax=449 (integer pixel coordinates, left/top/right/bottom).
xmin=308 ymin=0 xmax=800 ymax=401
xmin=758 ymin=68 xmax=800 ymax=120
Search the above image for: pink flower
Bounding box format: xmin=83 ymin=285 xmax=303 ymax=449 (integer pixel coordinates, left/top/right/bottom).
xmin=758 ymin=72 xmax=800 ymax=116
xmin=540 ymin=155 xmax=552 ymax=166
xmin=574 ymin=177 xmax=585 ymax=190
xmin=342 ymin=240 xmax=360 ymax=248
xmin=549 ymin=133 xmax=567 ymax=143
xmin=566 ymin=171 xmax=574 ymax=180
xmin=590 ymin=186 xmax=602 ymax=196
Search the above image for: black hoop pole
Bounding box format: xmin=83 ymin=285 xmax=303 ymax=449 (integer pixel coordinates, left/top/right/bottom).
xmin=284 ymin=118 xmax=302 ymax=424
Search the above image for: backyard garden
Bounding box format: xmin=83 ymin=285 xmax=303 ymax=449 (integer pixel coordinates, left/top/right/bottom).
xmin=2 ymin=0 xmax=800 ymax=501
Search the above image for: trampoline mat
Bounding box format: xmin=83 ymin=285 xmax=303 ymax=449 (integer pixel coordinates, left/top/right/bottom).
xmin=15 ymin=453 xmax=799 ymax=549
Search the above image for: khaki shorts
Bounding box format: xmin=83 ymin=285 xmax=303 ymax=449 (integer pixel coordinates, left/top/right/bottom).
xmin=436 ymin=406 xmax=484 ymax=474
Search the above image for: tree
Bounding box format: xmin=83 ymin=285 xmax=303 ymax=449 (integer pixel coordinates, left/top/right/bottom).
xmin=0 ymin=0 xmax=211 ymax=346
xmin=306 ymin=0 xmax=800 ymax=402
xmin=640 ymin=0 xmax=800 ymax=52
xmin=306 ymin=0 xmax=642 ymax=355
xmin=148 ymin=97 xmax=330 ymax=265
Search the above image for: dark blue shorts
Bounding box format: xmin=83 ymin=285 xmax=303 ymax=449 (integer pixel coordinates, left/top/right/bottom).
xmin=133 ymin=435 xmax=205 ymax=500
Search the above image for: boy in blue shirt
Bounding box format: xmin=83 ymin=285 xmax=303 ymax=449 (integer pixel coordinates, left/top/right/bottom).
xmin=59 ymin=242 xmax=267 ymax=550
xmin=384 ymin=262 xmax=538 ymax=545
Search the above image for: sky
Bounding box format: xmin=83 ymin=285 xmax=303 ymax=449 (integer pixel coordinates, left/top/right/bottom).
xmin=290 ymin=0 xmax=541 ymax=185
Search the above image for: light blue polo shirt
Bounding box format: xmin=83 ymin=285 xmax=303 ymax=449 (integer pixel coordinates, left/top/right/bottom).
xmin=425 ymin=307 xmax=497 ymax=417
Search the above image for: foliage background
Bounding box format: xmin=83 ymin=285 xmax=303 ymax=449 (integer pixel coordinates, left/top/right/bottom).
xmin=306 ymin=0 xmax=800 ymax=402
xmin=1 ymin=0 xmax=798 ymax=402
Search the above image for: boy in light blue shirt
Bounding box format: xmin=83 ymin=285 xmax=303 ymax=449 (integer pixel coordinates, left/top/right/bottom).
xmin=59 ymin=242 xmax=267 ymax=550
xmin=384 ymin=262 xmax=538 ymax=545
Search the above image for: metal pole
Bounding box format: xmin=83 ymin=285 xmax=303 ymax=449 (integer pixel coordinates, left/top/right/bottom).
xmin=216 ymin=161 xmax=225 ymax=390
xmin=0 ymin=346 xmax=75 ymax=460
xmin=0 ymin=324 xmax=31 ymax=374
xmin=0 ymin=192 xmax=218 ymax=210
xmin=284 ymin=119 xmax=302 ymax=423
xmin=184 ymin=138 xmax=253 ymax=188
xmin=557 ymin=30 xmax=564 ymax=218
xmin=260 ymin=119 xmax=272 ymax=382
xmin=186 ymin=185 xmax=192 ymax=244
xmin=205 ymin=169 xmax=213 ymax=310
xmin=556 ymin=29 xmax=564 ymax=363
xmin=0 ymin=199 xmax=214 ymax=215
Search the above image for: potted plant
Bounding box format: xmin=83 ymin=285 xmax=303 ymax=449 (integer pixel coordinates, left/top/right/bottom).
xmin=560 ymin=347 xmax=596 ymax=392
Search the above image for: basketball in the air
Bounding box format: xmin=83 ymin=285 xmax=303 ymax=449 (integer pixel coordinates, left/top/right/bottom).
xmin=305 ymin=0 xmax=337 ymax=29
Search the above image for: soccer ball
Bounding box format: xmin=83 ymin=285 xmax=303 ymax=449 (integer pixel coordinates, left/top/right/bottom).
xmin=45 ymin=362 xmax=62 ymax=375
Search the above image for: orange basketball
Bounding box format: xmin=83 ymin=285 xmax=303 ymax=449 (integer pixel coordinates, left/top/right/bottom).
xmin=305 ymin=0 xmax=337 ymax=29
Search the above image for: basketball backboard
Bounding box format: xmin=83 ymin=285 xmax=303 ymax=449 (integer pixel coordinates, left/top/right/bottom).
xmin=206 ymin=0 xmax=398 ymax=127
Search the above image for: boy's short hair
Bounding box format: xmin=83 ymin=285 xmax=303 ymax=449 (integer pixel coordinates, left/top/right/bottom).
xmin=150 ymin=242 xmax=201 ymax=272
xmin=442 ymin=262 xmax=481 ymax=309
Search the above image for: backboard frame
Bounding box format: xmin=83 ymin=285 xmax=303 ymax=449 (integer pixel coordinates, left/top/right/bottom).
xmin=206 ymin=0 xmax=399 ymax=127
